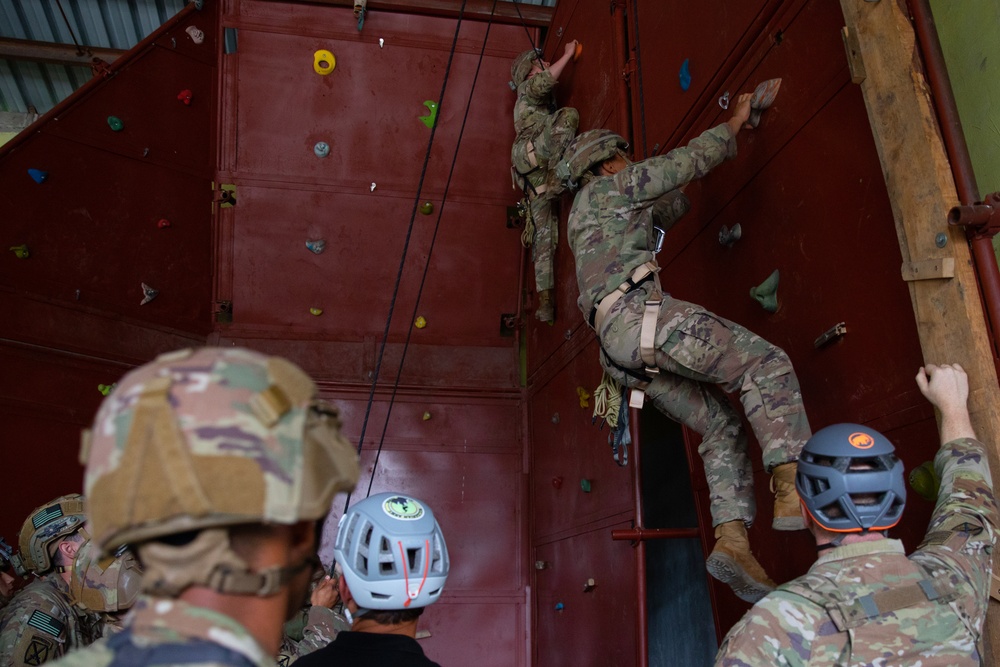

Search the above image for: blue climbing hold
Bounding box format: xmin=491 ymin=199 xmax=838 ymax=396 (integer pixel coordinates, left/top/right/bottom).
xmin=679 ymin=58 xmax=691 ymax=91
xmin=28 ymin=168 xmax=48 ymax=184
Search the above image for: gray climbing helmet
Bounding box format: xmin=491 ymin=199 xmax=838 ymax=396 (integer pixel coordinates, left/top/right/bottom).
xmin=552 ymin=129 xmax=629 ymax=193
xmin=796 ymin=423 xmax=906 ymax=533
xmin=334 ymin=492 xmax=449 ymax=613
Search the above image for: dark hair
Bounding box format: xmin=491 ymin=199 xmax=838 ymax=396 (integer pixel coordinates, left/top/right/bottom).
xmin=360 ymin=607 xmax=425 ymax=625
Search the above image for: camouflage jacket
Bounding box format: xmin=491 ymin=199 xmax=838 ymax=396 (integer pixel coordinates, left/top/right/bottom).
xmin=0 ymin=572 xmax=99 ymax=667
xmin=513 ymin=70 xmax=556 ymax=145
xmin=276 ymin=605 xmax=348 ymax=665
xmin=567 ymin=124 xmax=736 ymax=317
xmin=48 ymin=595 xmax=273 ymax=667
xmin=715 ymin=437 xmax=998 ymax=666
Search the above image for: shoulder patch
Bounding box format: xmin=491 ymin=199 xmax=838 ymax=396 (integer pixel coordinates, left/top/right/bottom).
xmin=23 ymin=636 xmax=54 ymax=666
xmin=26 ymin=610 xmax=65 ymax=637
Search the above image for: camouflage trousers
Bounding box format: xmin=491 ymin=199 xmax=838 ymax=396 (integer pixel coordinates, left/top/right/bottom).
xmin=513 ymin=107 xmax=579 ymax=293
xmin=598 ymin=284 xmax=811 ymax=527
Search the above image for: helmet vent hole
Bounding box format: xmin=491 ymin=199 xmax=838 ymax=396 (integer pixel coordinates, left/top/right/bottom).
xmin=406 ymin=547 xmax=419 ymax=571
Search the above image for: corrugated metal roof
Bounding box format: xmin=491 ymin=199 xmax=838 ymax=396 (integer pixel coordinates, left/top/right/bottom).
xmin=0 ymin=0 xmax=555 ymax=115
xmin=0 ymin=0 xmax=185 ymax=114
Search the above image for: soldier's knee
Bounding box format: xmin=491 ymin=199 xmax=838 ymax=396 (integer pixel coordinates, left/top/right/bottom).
xmin=554 ymin=106 xmax=579 ymax=131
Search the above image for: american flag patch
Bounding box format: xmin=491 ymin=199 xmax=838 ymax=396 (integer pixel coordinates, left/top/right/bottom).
xmin=26 ymin=611 xmax=63 ymax=637
xmin=31 ymin=505 xmax=64 ymax=529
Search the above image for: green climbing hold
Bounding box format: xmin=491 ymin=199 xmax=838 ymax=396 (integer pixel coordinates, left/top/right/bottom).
xmin=750 ymin=269 xmax=780 ymax=313
xmin=419 ymin=201 xmax=434 ymax=215
xmin=580 ymin=478 xmax=592 ymax=493
xmin=908 ymin=461 xmax=940 ymax=502
xmin=107 ymin=116 xmax=124 ymax=132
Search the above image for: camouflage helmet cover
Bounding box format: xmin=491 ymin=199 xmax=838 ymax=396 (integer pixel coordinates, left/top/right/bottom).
xmin=511 ymin=48 xmax=542 ymax=88
xmin=82 ymin=347 xmax=361 ymax=554
xmin=70 ymin=537 xmax=142 ymax=613
xmin=16 ymin=494 xmax=86 ymax=576
xmin=553 ymin=129 xmax=629 ymax=192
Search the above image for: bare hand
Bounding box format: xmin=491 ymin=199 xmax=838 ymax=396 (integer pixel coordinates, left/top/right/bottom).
xmin=310 ymin=575 xmax=340 ymax=608
xmin=726 ymin=93 xmax=753 ymax=135
xmin=564 ymin=40 xmax=579 ymax=58
xmin=916 ymin=363 xmax=969 ymax=415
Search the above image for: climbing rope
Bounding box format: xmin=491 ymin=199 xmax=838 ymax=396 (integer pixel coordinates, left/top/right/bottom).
xmin=352 ymin=0 xmax=504 ymax=504
xmin=592 ymin=371 xmax=623 ymax=429
xmin=347 ymin=0 xmax=473 ymax=511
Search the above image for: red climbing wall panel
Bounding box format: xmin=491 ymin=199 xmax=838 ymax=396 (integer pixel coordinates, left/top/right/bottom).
xmin=0 ymin=3 xmax=218 ymax=542
xmin=214 ymin=3 xmax=529 ymax=665
xmin=529 ymin=0 xmax=942 ymax=662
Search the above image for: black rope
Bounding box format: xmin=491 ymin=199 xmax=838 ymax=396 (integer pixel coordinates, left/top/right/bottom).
xmin=345 ymin=0 xmax=471 ymax=512
xmin=510 ymin=0 xmax=537 ymax=52
xmin=54 ymin=0 xmax=83 ymax=54
xmin=366 ymin=0 xmax=501 ymax=499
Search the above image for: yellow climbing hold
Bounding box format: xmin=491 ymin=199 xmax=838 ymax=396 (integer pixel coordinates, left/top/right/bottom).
xmin=310 ymin=307 xmax=323 ymax=316
xmin=422 ymin=411 xmax=432 ymax=421
xmin=314 ymin=50 xmax=336 ymax=75
xmin=577 ymin=386 xmax=591 ymax=409
xmin=415 ymin=316 xmax=427 ymax=329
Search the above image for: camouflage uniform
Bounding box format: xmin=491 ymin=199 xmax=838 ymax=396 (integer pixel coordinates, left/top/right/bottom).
xmin=512 ymin=69 xmax=579 ymax=293
xmin=49 ymin=595 xmax=272 ymax=667
xmin=569 ymin=123 xmax=811 ymax=527
xmin=715 ymin=436 xmax=998 ymax=666
xmin=0 ymin=573 xmax=99 ymax=667
xmin=276 ymin=605 xmax=349 ymax=665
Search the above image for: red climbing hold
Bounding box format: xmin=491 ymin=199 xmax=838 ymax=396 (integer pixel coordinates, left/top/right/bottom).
xmin=177 ymin=89 xmax=193 ymax=105
xmin=157 ymin=219 xmax=171 ymax=228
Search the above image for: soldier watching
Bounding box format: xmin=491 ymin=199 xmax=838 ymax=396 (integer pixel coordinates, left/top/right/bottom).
xmin=0 ymin=494 xmax=100 ymax=666
xmin=68 ymin=537 xmax=142 ymax=637
xmin=715 ymin=363 xmax=997 ymax=666
xmin=293 ymin=493 xmax=449 ymax=667
xmin=555 ymin=93 xmax=811 ymax=602
xmin=50 ymin=347 xmax=360 ymax=667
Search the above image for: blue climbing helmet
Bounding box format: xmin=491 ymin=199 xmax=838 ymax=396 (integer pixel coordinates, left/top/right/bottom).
xmin=796 ymin=423 xmax=906 ymax=533
xmin=334 ymin=492 xmax=449 ymax=613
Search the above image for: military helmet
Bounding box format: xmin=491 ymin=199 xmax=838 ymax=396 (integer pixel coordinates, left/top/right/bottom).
xmin=70 ymin=537 xmax=142 ymax=613
xmin=14 ymin=494 xmax=86 ymax=576
xmin=82 ymin=347 xmax=361 ymax=553
xmin=335 ymin=492 xmax=449 ymax=613
xmin=510 ymin=48 xmax=542 ymax=88
xmin=553 ymin=129 xmax=629 ymax=193
xmin=796 ymin=423 xmax=906 ymax=533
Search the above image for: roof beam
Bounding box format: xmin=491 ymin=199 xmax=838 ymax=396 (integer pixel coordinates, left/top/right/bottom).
xmin=266 ymin=0 xmax=553 ymax=27
xmin=0 ymin=37 xmax=125 ymax=67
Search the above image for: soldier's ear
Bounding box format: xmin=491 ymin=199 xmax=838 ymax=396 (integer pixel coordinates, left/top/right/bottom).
xmin=59 ymin=538 xmax=81 ymax=562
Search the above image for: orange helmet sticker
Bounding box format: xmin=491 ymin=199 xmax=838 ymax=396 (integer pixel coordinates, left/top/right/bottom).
xmin=848 ymin=432 xmax=875 ymax=450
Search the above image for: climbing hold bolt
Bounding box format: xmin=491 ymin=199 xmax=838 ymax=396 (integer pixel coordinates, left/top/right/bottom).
xmin=314 ymin=141 xmax=331 ymax=158
xmin=107 ymin=116 xmax=124 ymax=131
xmin=157 ymin=219 xmax=171 ymax=229
xmin=310 ymin=307 xmax=323 ymax=316
xmin=414 ymin=316 xmax=427 ymax=329
xmin=580 ymin=478 xmax=592 ymax=493
xmin=9 ymin=244 xmax=29 ymax=259
xmin=419 ymin=201 xmax=434 ymax=215
xmin=28 ymin=169 xmax=48 ymax=184
xmin=140 ymin=283 xmax=159 ymax=306
xmin=749 ymin=269 xmax=780 ymax=313
xmin=305 ymin=239 xmax=326 ymax=254
xmin=177 ymin=89 xmax=193 ymax=105
xmin=314 ymin=50 xmax=336 ymax=75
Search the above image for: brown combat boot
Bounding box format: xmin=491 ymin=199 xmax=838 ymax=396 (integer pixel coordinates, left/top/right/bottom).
xmin=535 ymin=289 xmax=554 ymax=323
xmin=771 ymin=462 xmax=806 ymax=531
xmin=705 ymin=521 xmax=776 ymax=603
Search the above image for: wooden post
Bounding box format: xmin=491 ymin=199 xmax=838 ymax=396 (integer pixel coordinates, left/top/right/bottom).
xmin=840 ymin=0 xmax=1000 ymax=655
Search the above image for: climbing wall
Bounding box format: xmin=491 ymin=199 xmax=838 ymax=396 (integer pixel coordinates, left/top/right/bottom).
xmin=212 ymin=2 xmax=529 ymax=664
xmin=530 ymin=0 xmax=941 ymax=663
xmin=0 ymin=3 xmax=218 ymax=542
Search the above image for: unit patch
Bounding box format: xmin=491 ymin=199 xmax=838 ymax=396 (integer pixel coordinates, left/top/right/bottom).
xmin=23 ymin=637 xmax=54 ymax=666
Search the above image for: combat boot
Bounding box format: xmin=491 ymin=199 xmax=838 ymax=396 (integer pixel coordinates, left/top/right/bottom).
xmin=705 ymin=521 xmax=776 ymax=603
xmin=771 ymin=462 xmax=806 ymax=531
xmin=536 ymin=289 xmax=554 ymax=323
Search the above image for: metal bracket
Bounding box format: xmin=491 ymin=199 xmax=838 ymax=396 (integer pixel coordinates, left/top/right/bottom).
xmin=814 ymin=322 xmax=847 ymax=348
xmin=949 ymin=192 xmax=1000 ymax=241
xmin=500 ymin=312 xmax=520 ymax=336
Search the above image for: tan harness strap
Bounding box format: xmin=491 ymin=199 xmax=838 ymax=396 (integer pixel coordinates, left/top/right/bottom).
xmin=592 ymin=261 xmax=659 ymax=332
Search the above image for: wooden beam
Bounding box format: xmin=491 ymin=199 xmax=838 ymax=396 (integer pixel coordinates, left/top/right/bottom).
xmin=265 ymin=0 xmax=553 ymax=27
xmin=840 ymin=0 xmax=1000 ymax=655
xmin=0 ymin=37 xmax=124 ymax=67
